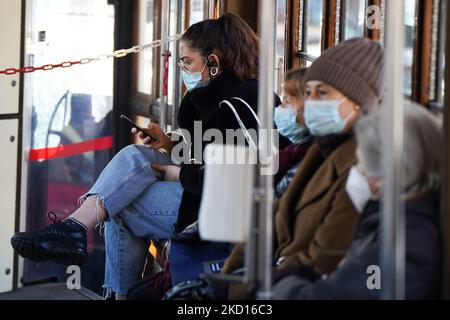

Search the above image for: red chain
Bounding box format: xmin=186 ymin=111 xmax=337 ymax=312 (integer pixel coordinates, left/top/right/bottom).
xmin=0 ymin=59 xmax=83 ymax=75
xmin=0 ymin=34 xmax=181 ymax=76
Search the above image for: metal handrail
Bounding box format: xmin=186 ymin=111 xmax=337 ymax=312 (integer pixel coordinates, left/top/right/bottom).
xmin=381 ymin=0 xmax=406 ymax=300
xmin=245 ymin=0 xmax=276 ymax=300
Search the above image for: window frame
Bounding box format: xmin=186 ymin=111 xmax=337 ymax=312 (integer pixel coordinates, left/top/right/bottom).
xmin=129 ymin=0 xmax=162 ymax=119
xmin=428 ymin=0 xmax=446 ymax=111
xmin=338 ymin=0 xmax=369 ymax=42
xmin=296 ymin=0 xmax=327 ymax=66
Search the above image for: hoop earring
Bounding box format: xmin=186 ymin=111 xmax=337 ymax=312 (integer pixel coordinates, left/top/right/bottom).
xmin=210 ymin=67 xmax=218 ymax=77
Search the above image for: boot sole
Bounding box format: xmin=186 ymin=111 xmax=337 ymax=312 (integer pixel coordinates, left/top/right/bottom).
xmin=11 ymin=237 xmax=86 ymax=266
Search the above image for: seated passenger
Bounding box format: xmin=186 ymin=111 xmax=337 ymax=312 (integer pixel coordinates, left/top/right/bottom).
xmin=11 ymin=13 xmax=280 ymax=300
xmin=273 ymin=101 xmax=442 ymax=300
xmin=275 ymin=68 xmax=313 ymax=198
xmin=223 ymin=38 xmax=386 ymax=291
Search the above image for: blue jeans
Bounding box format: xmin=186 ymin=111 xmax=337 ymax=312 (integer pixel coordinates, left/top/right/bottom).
xmin=80 ymin=144 xmax=183 ymax=296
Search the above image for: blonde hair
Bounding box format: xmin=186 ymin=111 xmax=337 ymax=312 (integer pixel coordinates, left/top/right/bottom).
xmin=283 ymin=68 xmax=308 ymax=100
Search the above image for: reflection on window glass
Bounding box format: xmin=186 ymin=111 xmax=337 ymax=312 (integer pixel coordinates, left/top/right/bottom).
xmin=404 ymin=0 xmax=417 ymax=96
xmin=343 ymin=0 xmax=366 ymax=39
xmin=24 ymin=0 xmax=114 ymax=295
xmin=137 ymin=0 xmax=154 ymax=94
xmin=190 ymin=0 xmax=204 ymax=25
xmin=276 ymin=0 xmax=287 ymax=95
xmin=305 ymin=0 xmax=323 ymax=57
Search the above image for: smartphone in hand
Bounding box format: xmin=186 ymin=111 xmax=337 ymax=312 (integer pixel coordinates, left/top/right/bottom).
xmin=121 ymin=115 xmax=156 ymax=142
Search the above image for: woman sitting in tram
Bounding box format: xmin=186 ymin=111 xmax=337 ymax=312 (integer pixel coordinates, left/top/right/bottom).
xmin=274 ymin=68 xmax=313 ymax=198
xmin=223 ymin=37 xmax=386 ymax=295
xmin=11 ymin=12 xmax=281 ymax=299
xmin=273 ymin=101 xmax=442 ymax=300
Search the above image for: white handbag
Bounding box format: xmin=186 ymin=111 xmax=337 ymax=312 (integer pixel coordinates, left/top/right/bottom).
xmin=198 ymin=98 xmax=279 ymax=243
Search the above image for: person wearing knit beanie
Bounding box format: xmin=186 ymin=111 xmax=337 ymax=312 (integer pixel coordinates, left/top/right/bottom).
xmin=304 ymin=37 xmax=385 ymax=137
xmin=306 ymin=37 xmax=385 ymax=110
xmin=223 ymin=38 xmax=387 ymax=295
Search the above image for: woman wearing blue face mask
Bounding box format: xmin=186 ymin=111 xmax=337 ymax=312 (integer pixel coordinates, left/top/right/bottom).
xmin=11 ymin=13 xmax=281 ymax=300
xmin=169 ymin=13 xmax=282 ymax=233
xmin=274 ymin=68 xmax=313 ymax=198
xmin=223 ymin=38 xmax=386 ymax=291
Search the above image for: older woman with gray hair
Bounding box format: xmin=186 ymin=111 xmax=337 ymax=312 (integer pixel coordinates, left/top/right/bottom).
xmin=273 ymin=101 xmax=442 ymax=300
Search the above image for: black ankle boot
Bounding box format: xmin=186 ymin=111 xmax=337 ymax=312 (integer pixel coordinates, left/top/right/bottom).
xmin=11 ymin=212 xmax=87 ymax=266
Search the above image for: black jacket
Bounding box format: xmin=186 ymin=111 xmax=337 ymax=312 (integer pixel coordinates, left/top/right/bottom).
xmin=175 ymin=70 xmax=282 ymax=232
xmin=272 ymin=192 xmax=441 ymax=300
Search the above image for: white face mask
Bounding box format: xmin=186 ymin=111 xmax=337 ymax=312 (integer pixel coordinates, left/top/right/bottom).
xmin=345 ymin=166 xmax=375 ymax=213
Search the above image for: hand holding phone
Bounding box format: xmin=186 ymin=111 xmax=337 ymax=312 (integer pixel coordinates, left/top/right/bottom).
xmin=121 ymin=115 xmax=156 ymax=142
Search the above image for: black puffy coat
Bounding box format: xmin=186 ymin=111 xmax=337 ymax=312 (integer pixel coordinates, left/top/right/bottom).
xmin=175 ymin=70 xmax=282 ymax=231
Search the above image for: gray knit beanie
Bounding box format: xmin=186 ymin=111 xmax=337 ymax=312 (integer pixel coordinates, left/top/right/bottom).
xmin=305 ymin=37 xmax=385 ymax=109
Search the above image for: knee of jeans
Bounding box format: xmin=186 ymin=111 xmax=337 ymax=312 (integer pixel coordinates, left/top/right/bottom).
xmin=116 ymin=144 xmax=142 ymax=158
xmin=133 ymin=144 xmax=156 ymax=156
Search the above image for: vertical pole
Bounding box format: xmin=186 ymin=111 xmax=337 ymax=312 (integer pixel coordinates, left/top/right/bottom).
xmin=254 ymin=0 xmax=276 ymax=300
xmin=203 ymin=0 xmax=210 ymax=20
xmin=216 ymin=0 xmax=222 ymax=16
xmin=159 ymin=0 xmax=170 ymax=131
xmin=208 ymin=0 xmax=215 ymax=18
xmin=381 ymin=0 xmax=406 ymax=300
xmin=441 ymin=0 xmax=450 ymax=300
xmin=172 ymin=0 xmax=184 ymax=130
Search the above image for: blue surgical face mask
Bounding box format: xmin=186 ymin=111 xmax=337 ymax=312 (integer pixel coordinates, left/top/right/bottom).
xmin=274 ymin=106 xmax=310 ymax=145
xmin=181 ymin=60 xmax=209 ymax=91
xmin=304 ymin=98 xmax=353 ymax=137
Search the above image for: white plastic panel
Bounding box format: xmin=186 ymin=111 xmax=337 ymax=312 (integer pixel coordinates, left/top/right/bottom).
xmin=199 ymin=144 xmax=255 ymax=242
xmin=0 ymin=119 xmax=18 ymax=293
xmin=0 ymin=0 xmax=22 ymax=115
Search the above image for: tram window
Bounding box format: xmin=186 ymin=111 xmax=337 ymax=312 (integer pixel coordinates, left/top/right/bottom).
xmin=437 ymin=0 xmax=445 ymax=107
xmin=298 ymin=0 xmax=324 ymax=65
xmin=404 ymin=0 xmax=418 ymax=97
xmin=190 ymin=0 xmax=205 ymax=25
xmin=305 ymin=0 xmax=323 ymax=59
xmin=275 ymin=0 xmax=288 ymax=96
xmin=23 ymin=0 xmax=115 ymax=294
xmin=378 ymin=0 xmax=386 ymax=46
xmin=137 ymin=0 xmax=155 ymax=95
xmin=341 ymin=0 xmax=367 ymax=40
xmin=429 ymin=0 xmax=446 ymax=107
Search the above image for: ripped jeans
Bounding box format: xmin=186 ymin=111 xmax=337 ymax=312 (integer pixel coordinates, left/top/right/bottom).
xmin=80 ymin=144 xmax=183 ymax=296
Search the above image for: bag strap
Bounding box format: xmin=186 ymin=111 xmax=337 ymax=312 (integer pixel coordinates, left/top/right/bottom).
xmin=229 ymin=97 xmax=263 ymax=127
xmin=219 ymin=99 xmax=258 ymax=149
xmin=219 ymin=97 xmax=279 ymax=154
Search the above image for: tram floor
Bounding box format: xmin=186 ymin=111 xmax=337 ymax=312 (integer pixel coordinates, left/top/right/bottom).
xmin=0 ymin=283 xmax=102 ymax=300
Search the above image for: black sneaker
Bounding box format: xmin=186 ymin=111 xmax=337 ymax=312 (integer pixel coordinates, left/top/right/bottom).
xmin=11 ymin=212 xmax=87 ymax=266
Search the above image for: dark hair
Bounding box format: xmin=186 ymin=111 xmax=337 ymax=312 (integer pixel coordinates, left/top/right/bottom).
xmin=181 ymin=13 xmax=259 ymax=80
xmin=284 ymin=68 xmax=308 ymax=100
